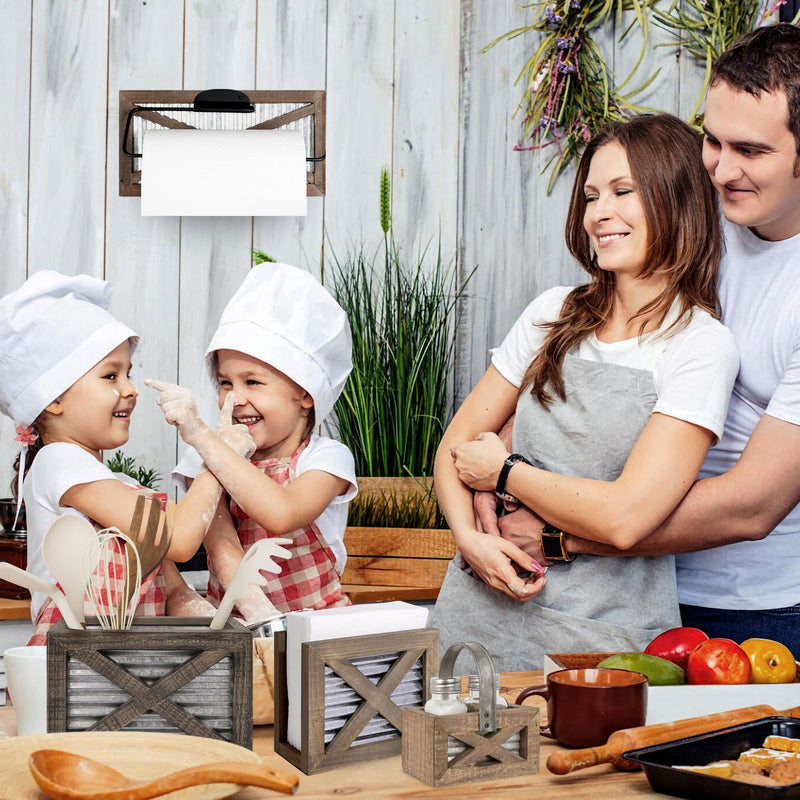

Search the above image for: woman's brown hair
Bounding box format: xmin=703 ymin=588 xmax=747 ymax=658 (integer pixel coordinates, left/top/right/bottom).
xmin=521 ymin=113 xmax=722 ymax=407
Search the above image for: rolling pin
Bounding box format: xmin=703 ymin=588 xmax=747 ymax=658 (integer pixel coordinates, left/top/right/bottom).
xmin=547 ymin=703 xmax=800 ymax=774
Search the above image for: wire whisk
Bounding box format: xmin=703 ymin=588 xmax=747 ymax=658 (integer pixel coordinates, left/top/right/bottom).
xmin=82 ymin=527 xmax=143 ymax=630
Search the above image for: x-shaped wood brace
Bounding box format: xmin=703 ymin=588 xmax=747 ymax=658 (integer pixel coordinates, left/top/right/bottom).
xmin=445 ymin=722 xmax=528 ymax=767
xmin=323 ymin=647 xmax=424 ymax=753
xmin=72 ymin=647 xmax=231 ymax=738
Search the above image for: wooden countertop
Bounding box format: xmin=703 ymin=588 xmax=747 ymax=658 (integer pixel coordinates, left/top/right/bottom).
xmin=0 ymin=597 xmax=31 ymax=621
xmin=0 ymin=672 xmax=658 ymax=799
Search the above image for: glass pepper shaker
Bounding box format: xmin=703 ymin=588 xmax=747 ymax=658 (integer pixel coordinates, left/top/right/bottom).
xmin=465 ymin=674 xmax=508 ymax=712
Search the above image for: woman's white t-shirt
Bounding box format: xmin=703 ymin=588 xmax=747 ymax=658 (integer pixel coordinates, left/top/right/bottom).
xmin=491 ymin=285 xmax=739 ymax=443
xmin=172 ymin=433 xmax=357 ymax=572
xmin=23 ymin=442 xmax=140 ymax=620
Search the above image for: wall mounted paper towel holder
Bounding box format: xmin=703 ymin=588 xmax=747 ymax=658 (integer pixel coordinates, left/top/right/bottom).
xmin=119 ymin=89 xmax=325 ymax=198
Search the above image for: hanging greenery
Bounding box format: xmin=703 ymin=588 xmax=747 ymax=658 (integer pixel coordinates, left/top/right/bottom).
xmin=484 ymin=0 xmax=659 ymax=193
xmin=489 ymin=1 xmax=799 ymax=191
xmin=653 ymin=0 xmax=798 ymax=125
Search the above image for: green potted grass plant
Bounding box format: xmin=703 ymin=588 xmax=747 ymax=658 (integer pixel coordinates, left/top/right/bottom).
xmin=328 ymin=170 xmax=473 ymax=600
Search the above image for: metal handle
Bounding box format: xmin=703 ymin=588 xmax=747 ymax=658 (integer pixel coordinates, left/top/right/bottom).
xmin=439 ymin=641 xmax=498 ymax=734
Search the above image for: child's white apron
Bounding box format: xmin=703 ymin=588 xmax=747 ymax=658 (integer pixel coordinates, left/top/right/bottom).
xmin=431 ymin=355 xmax=681 ymax=670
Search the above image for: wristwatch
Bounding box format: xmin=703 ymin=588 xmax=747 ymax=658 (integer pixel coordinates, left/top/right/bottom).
xmin=540 ymin=522 xmax=575 ymax=562
xmin=495 ymin=453 xmax=531 ymax=504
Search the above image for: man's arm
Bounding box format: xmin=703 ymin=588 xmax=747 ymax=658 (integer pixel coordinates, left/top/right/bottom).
xmin=568 ymin=414 xmax=800 ymax=556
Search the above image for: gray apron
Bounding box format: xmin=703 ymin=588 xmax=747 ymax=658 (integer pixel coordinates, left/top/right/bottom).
xmin=430 ymin=355 xmax=681 ymax=671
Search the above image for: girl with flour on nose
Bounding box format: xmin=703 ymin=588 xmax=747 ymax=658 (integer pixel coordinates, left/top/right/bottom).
xmin=148 ymin=264 xmax=356 ymax=624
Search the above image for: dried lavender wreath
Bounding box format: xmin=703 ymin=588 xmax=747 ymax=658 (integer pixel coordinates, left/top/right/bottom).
xmin=488 ymin=0 xmax=796 ymax=192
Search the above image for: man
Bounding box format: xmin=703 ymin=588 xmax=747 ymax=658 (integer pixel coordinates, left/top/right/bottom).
xmin=479 ymin=23 xmax=800 ymax=652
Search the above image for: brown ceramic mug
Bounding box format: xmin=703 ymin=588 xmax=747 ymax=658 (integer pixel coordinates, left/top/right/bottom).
xmin=516 ymin=668 xmax=647 ymax=748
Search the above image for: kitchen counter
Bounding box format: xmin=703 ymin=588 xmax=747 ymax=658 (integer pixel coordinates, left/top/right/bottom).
xmin=0 ymin=598 xmax=31 ymax=621
xmin=0 ymin=671 xmax=658 ymax=799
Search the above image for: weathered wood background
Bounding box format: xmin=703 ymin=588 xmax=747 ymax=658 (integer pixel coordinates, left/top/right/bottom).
xmin=0 ymin=0 xmax=707 ymax=494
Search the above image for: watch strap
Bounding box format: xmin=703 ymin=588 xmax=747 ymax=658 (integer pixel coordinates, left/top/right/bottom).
xmin=495 ymin=453 xmax=530 ymax=503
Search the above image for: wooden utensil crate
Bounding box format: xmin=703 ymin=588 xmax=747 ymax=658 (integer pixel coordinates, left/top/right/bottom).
xmin=402 ymin=642 xmax=539 ymax=787
xmin=46 ymin=617 xmax=253 ymax=748
xmin=273 ymin=627 xmax=439 ymax=774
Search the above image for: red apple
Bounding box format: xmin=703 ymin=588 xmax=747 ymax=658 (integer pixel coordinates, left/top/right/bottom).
xmin=686 ymin=638 xmax=752 ymax=685
xmin=645 ymin=627 xmax=709 ymax=671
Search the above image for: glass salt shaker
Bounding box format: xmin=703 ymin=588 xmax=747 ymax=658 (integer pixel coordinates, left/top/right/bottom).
xmin=424 ymin=676 xmax=469 ymax=759
xmin=424 ymin=676 xmax=468 ymax=715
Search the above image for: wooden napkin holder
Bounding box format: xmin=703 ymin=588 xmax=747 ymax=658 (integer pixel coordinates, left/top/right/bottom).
xmin=46 ymin=617 xmax=253 ymax=748
xmin=273 ymin=627 xmax=439 ymax=774
xmin=402 ymin=642 xmax=540 ymax=787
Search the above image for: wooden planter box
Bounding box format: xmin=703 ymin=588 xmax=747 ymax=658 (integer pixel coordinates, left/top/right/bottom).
xmin=342 ymin=477 xmax=455 ymax=603
xmin=46 ymin=617 xmax=253 ymax=748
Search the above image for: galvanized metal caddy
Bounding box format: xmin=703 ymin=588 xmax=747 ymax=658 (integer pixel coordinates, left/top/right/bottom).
xmin=402 ymin=641 xmax=540 ymax=787
xmin=46 ymin=617 xmax=253 ymax=748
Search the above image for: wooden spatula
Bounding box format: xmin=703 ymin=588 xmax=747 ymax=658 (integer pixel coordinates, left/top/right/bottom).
xmin=119 ymin=496 xmax=175 ymax=619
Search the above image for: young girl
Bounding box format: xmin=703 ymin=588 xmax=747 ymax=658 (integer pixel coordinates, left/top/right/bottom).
xmin=150 ymin=263 xmax=356 ymax=623
xmin=431 ymin=114 xmax=740 ymax=669
xmin=0 ymin=271 xmax=236 ymax=643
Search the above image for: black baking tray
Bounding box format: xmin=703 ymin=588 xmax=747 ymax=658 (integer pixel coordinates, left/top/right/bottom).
xmin=623 ymin=717 xmax=800 ymax=799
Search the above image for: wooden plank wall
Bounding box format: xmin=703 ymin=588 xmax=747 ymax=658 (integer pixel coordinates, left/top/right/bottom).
xmin=0 ymin=0 xmax=704 ymax=496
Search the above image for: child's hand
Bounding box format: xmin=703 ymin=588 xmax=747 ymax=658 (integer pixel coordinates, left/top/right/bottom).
xmin=145 ymin=378 xmax=207 ymax=442
xmin=216 ymin=392 xmax=256 ymax=458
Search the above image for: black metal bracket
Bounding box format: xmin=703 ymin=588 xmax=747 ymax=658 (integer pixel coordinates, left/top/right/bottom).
xmin=122 ymin=88 xmax=325 ymax=162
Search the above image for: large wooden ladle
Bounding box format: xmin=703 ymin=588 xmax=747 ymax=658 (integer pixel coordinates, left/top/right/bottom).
xmin=29 ymin=749 xmax=299 ymax=799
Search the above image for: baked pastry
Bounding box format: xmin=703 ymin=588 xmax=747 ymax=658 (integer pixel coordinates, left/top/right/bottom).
xmin=764 ymin=735 xmax=800 ymax=754
xmin=731 ymin=772 xmax=781 ymax=787
xmin=676 ymin=760 xmax=760 ymax=778
xmin=770 ymin=758 xmax=800 ymax=785
xmin=677 ymin=762 xmax=734 ymax=778
xmin=738 ymin=747 xmax=800 ymax=769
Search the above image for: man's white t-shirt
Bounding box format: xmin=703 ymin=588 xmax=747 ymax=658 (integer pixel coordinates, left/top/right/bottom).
xmin=491 ymin=285 xmax=738 ymax=444
xmin=172 ymin=433 xmax=357 ymax=573
xmin=23 ymin=442 xmax=140 ymax=620
xmin=677 ymin=219 xmax=800 ymax=610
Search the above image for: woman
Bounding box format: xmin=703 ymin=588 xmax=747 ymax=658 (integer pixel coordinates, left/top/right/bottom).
xmin=430 ymin=114 xmax=739 ymax=670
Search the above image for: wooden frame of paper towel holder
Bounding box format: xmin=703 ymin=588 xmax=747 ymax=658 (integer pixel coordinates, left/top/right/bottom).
xmin=118 ymin=90 xmax=325 ymax=198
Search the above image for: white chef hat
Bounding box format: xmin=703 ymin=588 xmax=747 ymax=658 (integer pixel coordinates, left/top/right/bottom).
xmin=206 ymin=264 xmax=352 ymax=424
xmin=0 ymin=270 xmax=139 ymax=427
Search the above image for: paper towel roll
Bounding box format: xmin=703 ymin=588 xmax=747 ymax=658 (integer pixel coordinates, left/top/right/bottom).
xmin=141 ymin=129 xmax=307 ymax=216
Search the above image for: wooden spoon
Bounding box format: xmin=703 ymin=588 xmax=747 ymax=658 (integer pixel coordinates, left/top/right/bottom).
xmin=29 ymin=749 xmax=299 ymax=799
xmin=42 ymin=515 xmax=97 ymax=624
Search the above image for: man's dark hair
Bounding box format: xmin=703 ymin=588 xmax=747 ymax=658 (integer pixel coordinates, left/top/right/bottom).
xmin=711 ymin=23 xmax=800 ymax=157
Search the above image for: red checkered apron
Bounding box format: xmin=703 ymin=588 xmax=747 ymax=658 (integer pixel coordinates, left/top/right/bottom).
xmin=28 ymin=486 xmax=168 ymax=645
xmin=207 ymin=439 xmax=350 ymax=613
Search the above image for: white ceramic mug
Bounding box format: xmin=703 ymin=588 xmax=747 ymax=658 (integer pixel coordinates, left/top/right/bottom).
xmin=4 ymin=645 xmax=47 ymax=735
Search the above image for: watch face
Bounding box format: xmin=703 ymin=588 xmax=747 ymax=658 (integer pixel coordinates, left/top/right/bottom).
xmin=541 ymin=531 xmax=565 ymax=561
